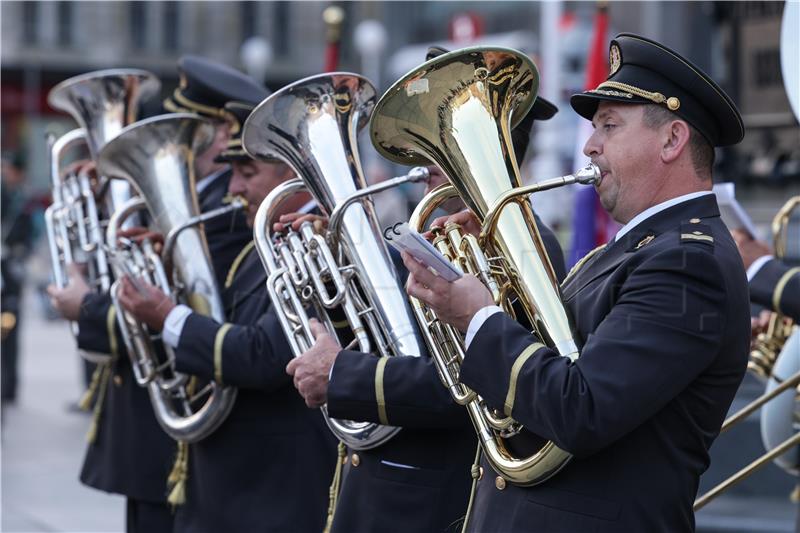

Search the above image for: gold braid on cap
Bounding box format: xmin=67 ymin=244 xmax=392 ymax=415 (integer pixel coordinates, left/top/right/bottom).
xmin=593 ymin=81 xmax=681 ymax=111
xmin=171 ymin=88 xmax=241 ymax=135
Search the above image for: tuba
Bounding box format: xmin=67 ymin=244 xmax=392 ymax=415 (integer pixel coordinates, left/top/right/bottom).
xmin=97 ymin=113 xmax=238 ymax=443
xmin=242 ymin=73 xmax=429 ymax=450
xmin=45 ymin=69 xmax=160 ymax=361
xmin=748 ymin=196 xmax=800 ymax=379
xmin=371 ymin=47 xmax=599 ymax=485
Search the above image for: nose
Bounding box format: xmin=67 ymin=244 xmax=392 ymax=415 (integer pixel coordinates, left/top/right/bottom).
xmin=228 ymin=169 xmax=246 ymax=197
xmin=583 ymin=129 xmax=601 ymax=158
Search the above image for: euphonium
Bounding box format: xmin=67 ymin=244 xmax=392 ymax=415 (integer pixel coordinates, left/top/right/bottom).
xmin=371 ymin=47 xmax=600 ymax=485
xmin=748 ymin=196 xmax=800 ymax=379
xmin=242 ymin=73 xmax=429 ymax=450
xmin=45 ymin=69 xmax=159 ymax=362
xmin=97 ymin=113 xmax=238 ymax=443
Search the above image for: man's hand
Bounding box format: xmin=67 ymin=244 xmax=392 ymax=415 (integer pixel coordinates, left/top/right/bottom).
xmin=46 ymin=263 xmax=90 ymax=321
xmin=116 ymin=276 xmax=175 ymax=331
xmin=403 ymin=251 xmax=493 ymax=332
xmin=273 ymin=213 xmax=329 ymax=234
xmin=285 ymin=319 xmax=341 ymax=408
xmin=731 ymin=229 xmax=771 ymax=270
xmin=117 ymin=227 xmax=165 ymax=254
xmin=425 ymin=209 xmax=481 ymax=240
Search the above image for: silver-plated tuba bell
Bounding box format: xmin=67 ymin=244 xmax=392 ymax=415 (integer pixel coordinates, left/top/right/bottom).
xmin=242 ymin=73 xmax=429 ymax=450
xmin=97 ymin=113 xmax=237 ymax=443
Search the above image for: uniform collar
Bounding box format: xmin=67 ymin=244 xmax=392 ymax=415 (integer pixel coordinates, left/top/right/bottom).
xmin=196 ymin=166 xmax=230 ymax=195
xmin=614 ymin=191 xmax=713 ymax=242
xmin=562 ymin=193 xmax=720 ymax=301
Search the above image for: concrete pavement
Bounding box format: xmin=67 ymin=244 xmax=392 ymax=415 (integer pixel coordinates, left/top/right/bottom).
xmin=1 ymin=287 xmax=124 ymax=532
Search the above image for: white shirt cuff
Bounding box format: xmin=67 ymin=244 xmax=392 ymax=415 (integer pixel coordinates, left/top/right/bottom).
xmin=464 ymin=305 xmax=504 ymax=352
xmin=747 ymin=255 xmax=773 ymax=282
xmin=162 ymin=304 xmax=193 ymax=348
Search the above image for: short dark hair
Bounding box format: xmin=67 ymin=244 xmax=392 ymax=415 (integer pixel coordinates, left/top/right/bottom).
xmin=642 ymin=105 xmax=714 ymax=179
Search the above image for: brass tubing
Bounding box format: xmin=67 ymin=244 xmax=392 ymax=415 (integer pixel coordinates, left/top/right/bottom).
xmin=694 ymin=431 xmax=800 ymax=511
xmin=720 ymin=369 xmax=800 ymax=433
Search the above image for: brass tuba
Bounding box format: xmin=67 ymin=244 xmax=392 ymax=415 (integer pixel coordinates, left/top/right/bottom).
xmin=748 ymin=196 xmax=800 ymax=379
xmin=97 ymin=113 xmax=238 ymax=443
xmin=45 ymin=69 xmax=160 ymax=362
xmin=243 ymin=73 xmax=429 ymax=450
xmin=371 ymin=47 xmax=600 ymax=485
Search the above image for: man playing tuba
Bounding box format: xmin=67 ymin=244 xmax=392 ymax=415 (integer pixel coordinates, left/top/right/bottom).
xmin=117 ymin=97 xmax=338 ymax=533
xmin=405 ymin=34 xmax=751 ymax=532
xmin=47 ymin=56 xmax=271 ymax=533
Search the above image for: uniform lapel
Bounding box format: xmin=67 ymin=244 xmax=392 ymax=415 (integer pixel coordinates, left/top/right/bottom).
xmin=561 ymin=194 xmax=721 ymax=301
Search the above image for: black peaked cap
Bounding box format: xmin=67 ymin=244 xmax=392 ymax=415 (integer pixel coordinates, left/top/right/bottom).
xmin=570 ymin=33 xmax=744 ymax=146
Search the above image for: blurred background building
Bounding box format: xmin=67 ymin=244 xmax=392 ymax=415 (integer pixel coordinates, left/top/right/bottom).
xmin=1 ymin=2 xmax=798 ymax=531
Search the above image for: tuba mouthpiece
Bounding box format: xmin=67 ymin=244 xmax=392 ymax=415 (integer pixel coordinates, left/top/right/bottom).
xmin=574 ymin=163 xmax=602 ymax=186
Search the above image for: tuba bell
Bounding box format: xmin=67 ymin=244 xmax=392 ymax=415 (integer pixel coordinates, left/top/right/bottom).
xmin=97 ymin=113 xmax=238 ymax=443
xmin=242 ymin=73 xmax=429 ymax=450
xmin=45 ymin=69 xmax=160 ymax=362
xmin=370 ymin=46 xmax=600 ymax=485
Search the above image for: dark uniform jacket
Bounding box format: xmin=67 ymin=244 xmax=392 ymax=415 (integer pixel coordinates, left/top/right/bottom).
xmin=326 ymin=218 xmax=566 ymax=533
xmin=172 ymin=244 xmax=338 ymax=533
xmin=77 ymin=173 xmax=251 ymax=504
xmin=750 ymin=258 xmax=800 ymax=322
xmin=77 ymin=291 xmax=176 ymax=503
xmin=460 ymin=194 xmax=750 ymax=532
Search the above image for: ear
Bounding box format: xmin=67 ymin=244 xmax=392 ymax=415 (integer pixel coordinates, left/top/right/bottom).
xmin=660 ymin=120 xmax=691 ymax=164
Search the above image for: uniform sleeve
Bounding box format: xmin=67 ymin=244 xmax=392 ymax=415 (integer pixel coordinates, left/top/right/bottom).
xmin=76 ymin=292 xmax=125 ymax=357
xmin=460 ymin=245 xmax=729 ymax=457
xmin=173 ymin=306 xmax=294 ymax=391
xmin=749 ymin=259 xmax=800 ymax=321
xmin=326 ymin=350 xmax=469 ymax=429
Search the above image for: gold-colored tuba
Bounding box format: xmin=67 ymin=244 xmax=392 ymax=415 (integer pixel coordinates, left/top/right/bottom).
xmin=747 ymin=196 xmax=800 ymax=379
xmin=371 ymin=47 xmax=600 ymax=485
xmin=242 ymin=73 xmax=429 ymax=449
xmin=97 ymin=113 xmax=238 ymax=443
xmin=45 ymin=69 xmax=160 ymax=362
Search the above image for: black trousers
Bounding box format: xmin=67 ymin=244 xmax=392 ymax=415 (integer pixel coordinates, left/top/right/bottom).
xmin=126 ymin=498 xmax=173 ymax=533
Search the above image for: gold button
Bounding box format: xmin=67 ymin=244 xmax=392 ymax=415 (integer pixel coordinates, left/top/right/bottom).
xmin=113 ymin=375 xmax=122 ymax=387
xmin=495 ymin=476 xmax=506 ymax=490
xmin=667 ymin=97 xmax=680 ymax=111
xmin=342 ymin=454 xmax=349 ymax=465
xmin=351 ymin=453 xmax=360 ymax=467
xmin=690 ymin=218 xmax=701 ymax=224
xmin=478 ymin=466 xmax=484 ymax=480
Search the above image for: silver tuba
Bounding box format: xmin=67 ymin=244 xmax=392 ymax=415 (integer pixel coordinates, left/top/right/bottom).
xmin=97 ymin=113 xmax=237 ymax=443
xmin=242 ymin=73 xmax=428 ymax=450
xmin=45 ymin=69 xmax=160 ymax=361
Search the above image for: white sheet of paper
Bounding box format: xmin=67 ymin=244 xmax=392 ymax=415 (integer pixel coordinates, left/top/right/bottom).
xmin=713 ymin=183 xmax=759 ymax=238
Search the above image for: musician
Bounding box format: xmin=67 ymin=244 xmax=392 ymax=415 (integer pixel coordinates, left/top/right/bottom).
xmin=732 ymin=230 xmax=800 ymax=322
xmin=284 ymin=47 xmax=567 ymax=533
xmin=47 ymin=58 xmax=271 ymax=532
xmin=404 ymin=34 xmax=751 ymax=532
xmin=117 ymin=99 xmax=337 ymax=533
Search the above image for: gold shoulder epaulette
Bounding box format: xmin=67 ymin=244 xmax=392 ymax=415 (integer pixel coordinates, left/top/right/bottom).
xmin=680 ymin=220 xmax=714 ymax=245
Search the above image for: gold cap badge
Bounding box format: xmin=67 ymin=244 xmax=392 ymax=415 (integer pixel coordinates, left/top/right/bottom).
xmin=609 ymin=43 xmax=622 ymax=75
